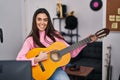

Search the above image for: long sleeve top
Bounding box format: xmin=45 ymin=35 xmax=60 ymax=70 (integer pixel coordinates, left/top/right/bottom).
xmin=16 ymin=31 xmax=87 ymax=66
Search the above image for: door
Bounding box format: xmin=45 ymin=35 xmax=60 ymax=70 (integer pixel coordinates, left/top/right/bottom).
xmin=0 ymin=0 xmax=24 ymax=60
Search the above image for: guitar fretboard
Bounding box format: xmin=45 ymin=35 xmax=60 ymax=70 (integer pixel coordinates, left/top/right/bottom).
xmin=59 ymin=37 xmax=92 ymax=56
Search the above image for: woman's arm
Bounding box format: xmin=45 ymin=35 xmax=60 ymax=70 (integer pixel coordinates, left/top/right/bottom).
xmin=16 ymin=37 xmax=37 ymax=66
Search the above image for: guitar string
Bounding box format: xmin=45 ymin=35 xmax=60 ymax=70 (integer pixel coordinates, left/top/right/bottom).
xmin=59 ymin=37 xmax=91 ymax=56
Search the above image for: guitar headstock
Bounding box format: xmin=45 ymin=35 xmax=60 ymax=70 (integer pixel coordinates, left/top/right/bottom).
xmin=95 ymin=28 xmax=110 ymax=38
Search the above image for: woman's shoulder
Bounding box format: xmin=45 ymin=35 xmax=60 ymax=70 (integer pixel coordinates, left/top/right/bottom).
xmin=54 ymin=30 xmax=61 ymax=35
xmin=24 ymin=36 xmax=33 ymax=42
xmin=22 ymin=36 xmax=35 ymax=49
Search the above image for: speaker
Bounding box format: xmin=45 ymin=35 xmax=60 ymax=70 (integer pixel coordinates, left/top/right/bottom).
xmin=90 ymin=0 xmax=103 ymax=11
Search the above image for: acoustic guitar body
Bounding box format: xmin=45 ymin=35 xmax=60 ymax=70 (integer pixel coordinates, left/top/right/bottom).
xmin=26 ymin=42 xmax=71 ymax=80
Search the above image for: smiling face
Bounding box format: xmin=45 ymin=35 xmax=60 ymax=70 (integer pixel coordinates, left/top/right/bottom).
xmin=36 ymin=13 xmax=48 ymax=31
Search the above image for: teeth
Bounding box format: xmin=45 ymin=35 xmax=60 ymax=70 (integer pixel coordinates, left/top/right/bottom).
xmin=39 ymin=25 xmax=43 ymax=28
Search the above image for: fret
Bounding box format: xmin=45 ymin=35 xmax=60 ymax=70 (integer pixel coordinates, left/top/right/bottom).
xmin=59 ymin=37 xmax=91 ymax=56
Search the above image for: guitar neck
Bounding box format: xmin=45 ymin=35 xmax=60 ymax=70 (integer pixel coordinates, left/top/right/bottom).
xmin=59 ymin=37 xmax=92 ymax=56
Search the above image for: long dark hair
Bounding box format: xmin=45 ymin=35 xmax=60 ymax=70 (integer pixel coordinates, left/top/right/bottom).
xmin=28 ymin=8 xmax=64 ymax=47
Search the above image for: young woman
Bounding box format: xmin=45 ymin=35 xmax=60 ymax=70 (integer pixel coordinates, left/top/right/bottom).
xmin=16 ymin=8 xmax=97 ymax=80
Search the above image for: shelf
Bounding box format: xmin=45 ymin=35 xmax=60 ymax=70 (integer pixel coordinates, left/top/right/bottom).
xmin=53 ymin=17 xmax=79 ymax=44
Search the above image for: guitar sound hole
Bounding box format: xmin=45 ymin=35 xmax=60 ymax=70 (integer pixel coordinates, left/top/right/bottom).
xmin=50 ymin=50 xmax=61 ymax=62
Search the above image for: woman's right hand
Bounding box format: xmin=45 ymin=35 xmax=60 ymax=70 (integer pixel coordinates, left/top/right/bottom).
xmin=34 ymin=51 xmax=48 ymax=63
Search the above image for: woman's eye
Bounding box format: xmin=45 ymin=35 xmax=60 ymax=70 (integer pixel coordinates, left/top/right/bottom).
xmin=37 ymin=18 xmax=41 ymax=21
xmin=44 ymin=19 xmax=48 ymax=22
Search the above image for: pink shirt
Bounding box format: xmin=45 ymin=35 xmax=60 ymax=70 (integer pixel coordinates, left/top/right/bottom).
xmin=16 ymin=31 xmax=87 ymax=66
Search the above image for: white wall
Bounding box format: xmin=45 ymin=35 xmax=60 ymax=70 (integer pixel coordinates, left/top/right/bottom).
xmin=0 ymin=0 xmax=24 ymax=60
xmin=103 ymin=0 xmax=120 ymax=80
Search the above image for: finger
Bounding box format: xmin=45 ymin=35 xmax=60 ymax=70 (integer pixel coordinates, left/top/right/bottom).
xmin=45 ymin=50 xmax=52 ymax=54
xmin=40 ymin=51 xmax=43 ymax=54
xmin=40 ymin=50 xmax=52 ymax=54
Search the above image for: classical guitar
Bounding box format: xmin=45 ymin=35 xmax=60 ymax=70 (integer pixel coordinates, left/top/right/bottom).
xmin=26 ymin=28 xmax=110 ymax=80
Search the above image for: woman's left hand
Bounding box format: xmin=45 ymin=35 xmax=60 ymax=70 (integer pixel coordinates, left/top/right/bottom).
xmin=90 ymin=35 xmax=98 ymax=43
